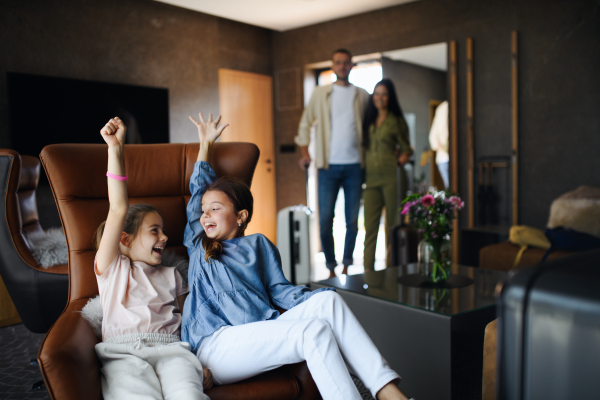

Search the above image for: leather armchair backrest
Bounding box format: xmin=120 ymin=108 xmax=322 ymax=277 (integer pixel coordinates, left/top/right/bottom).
xmin=40 ymin=142 xmax=259 ymax=302
xmin=1 ymin=149 xmax=40 ymax=268
xmin=18 ymin=155 xmax=43 ymax=236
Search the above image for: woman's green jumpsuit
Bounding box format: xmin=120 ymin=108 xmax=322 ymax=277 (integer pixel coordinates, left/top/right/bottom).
xmin=363 ymin=113 xmax=412 ymax=271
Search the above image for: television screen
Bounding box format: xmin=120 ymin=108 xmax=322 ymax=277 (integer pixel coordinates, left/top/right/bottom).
xmin=6 ymin=72 xmax=169 ymax=157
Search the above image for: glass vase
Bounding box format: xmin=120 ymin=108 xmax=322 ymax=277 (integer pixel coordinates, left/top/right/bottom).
xmin=418 ymin=236 xmax=452 ymax=283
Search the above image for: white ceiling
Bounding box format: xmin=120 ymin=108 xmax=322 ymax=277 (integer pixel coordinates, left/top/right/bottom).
xmin=155 ymin=0 xmax=418 ymax=32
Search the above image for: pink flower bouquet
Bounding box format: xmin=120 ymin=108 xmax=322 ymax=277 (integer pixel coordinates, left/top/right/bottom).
xmin=401 ymin=191 xmax=464 ymax=241
xmin=401 ymin=191 xmax=464 ymax=282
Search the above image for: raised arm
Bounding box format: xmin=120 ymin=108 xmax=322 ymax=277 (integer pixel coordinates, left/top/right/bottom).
xmin=188 ymin=112 xmax=229 ymax=162
xmin=96 ymin=117 xmax=128 ymax=275
xmin=184 ymin=113 xmax=229 ymax=251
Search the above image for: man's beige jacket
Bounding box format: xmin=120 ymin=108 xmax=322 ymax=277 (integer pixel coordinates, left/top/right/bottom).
xmin=295 ymin=83 xmax=370 ymax=169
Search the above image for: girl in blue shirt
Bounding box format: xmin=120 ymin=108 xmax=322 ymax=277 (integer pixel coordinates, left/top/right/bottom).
xmin=181 ymin=113 xmax=412 ymax=400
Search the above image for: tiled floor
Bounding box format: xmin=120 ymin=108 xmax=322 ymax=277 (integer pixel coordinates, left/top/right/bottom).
xmin=310 ymin=198 xmax=388 ymax=282
xmin=0 ymin=324 xmax=50 ymax=400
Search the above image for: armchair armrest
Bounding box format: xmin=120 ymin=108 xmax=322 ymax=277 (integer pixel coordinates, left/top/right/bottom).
xmin=38 ymin=299 xmax=102 ymax=400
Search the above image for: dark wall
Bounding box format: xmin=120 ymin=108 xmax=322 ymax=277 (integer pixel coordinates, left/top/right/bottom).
xmin=2 ymin=0 xmax=599 ymax=230
xmin=0 ymin=0 xmax=272 ymax=147
xmin=382 ymin=57 xmax=447 ymax=185
xmin=272 ymin=0 xmax=600 ymax=229
xmin=0 ymin=0 xmax=272 ymax=228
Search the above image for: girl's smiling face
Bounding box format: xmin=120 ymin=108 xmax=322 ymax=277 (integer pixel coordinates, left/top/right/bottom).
xmin=127 ymin=211 xmax=168 ymax=265
xmin=201 ymin=190 xmax=245 ymax=241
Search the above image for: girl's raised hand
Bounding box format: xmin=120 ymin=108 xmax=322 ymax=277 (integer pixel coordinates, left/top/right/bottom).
xmin=100 ymin=117 xmax=127 ymax=148
xmin=189 ymin=113 xmax=229 ymax=144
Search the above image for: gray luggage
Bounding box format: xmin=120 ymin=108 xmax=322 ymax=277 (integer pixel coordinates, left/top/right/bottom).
xmin=276 ymin=205 xmax=312 ymax=285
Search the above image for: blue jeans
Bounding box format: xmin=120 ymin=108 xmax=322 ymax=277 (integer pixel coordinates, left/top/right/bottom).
xmin=317 ymin=163 xmax=362 ymax=271
xmin=437 ymin=161 xmax=449 ymax=189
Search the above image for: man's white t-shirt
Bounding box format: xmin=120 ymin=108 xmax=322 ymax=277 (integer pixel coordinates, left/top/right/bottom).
xmin=329 ymin=84 xmax=360 ymax=164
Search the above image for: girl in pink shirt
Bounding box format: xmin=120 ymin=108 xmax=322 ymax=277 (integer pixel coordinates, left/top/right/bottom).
xmin=94 ymin=117 xmax=211 ymax=400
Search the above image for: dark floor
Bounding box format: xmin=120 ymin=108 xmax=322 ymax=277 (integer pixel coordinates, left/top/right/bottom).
xmin=0 ymin=324 xmax=50 ymax=400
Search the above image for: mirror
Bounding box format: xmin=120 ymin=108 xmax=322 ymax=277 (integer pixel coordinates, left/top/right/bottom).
xmin=381 ymin=42 xmax=448 ymax=192
xmin=302 ymin=42 xmax=458 ymax=278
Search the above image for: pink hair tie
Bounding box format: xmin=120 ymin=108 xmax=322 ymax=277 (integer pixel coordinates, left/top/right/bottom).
xmin=106 ymin=171 xmax=128 ymax=181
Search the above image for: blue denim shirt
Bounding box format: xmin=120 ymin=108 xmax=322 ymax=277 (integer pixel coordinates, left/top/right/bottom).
xmin=181 ymin=162 xmax=333 ymax=352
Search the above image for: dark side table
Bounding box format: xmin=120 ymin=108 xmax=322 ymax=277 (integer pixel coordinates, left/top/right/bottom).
xmin=311 ymin=264 xmax=507 ymax=400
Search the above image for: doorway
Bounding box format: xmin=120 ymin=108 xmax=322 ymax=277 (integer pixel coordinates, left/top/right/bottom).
xmin=305 ymin=44 xmax=448 ymax=280
xmin=306 ymin=60 xmax=386 ymax=280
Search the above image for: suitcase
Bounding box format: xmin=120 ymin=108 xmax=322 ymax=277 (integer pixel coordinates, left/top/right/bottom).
xmin=277 ymin=205 xmax=312 ymax=285
xmin=497 ymin=249 xmax=600 ymax=400
xmin=390 ymin=162 xmax=419 ymax=266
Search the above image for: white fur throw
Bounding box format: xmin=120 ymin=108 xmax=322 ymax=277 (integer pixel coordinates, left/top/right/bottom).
xmin=81 ymin=295 xmax=103 ymax=337
xmin=80 ymin=250 xmax=190 ymax=336
xmin=24 ymin=227 xmax=68 ymax=268
xmin=547 ymin=186 xmax=600 ymax=238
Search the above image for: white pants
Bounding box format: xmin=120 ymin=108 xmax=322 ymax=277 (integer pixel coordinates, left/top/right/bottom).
xmin=197 ymin=291 xmax=400 ymax=400
xmin=96 ymin=339 xmax=208 ymax=400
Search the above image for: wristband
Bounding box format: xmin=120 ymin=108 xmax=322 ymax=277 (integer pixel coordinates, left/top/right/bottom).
xmin=106 ymin=171 xmax=127 ymax=181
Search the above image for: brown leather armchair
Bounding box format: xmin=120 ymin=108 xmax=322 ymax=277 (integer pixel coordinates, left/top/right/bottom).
xmin=0 ymin=149 xmax=68 ymax=333
xmin=38 ymin=143 xmax=321 ymax=400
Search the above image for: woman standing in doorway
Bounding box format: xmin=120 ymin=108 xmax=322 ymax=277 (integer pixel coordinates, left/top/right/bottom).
xmin=362 ymin=79 xmax=412 ymax=271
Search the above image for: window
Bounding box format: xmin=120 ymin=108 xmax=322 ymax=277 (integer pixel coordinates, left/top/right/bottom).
xmin=317 ymin=61 xmax=382 ymax=93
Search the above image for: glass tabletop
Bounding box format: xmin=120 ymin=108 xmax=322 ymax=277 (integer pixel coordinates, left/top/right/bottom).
xmin=312 ymin=264 xmax=508 ymax=317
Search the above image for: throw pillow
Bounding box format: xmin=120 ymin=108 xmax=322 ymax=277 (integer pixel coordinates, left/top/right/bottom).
xmin=547 ymin=185 xmax=600 ymax=238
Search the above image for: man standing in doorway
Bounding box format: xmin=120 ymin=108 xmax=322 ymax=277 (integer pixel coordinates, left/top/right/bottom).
xmin=295 ymin=49 xmax=370 ymax=278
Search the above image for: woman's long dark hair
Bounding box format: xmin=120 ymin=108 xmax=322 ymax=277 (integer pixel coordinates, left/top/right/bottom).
xmin=202 ymin=176 xmax=253 ymax=261
xmin=362 ymin=78 xmax=405 ymax=149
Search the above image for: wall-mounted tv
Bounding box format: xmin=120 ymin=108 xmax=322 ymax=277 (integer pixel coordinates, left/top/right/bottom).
xmin=6 ymin=72 xmax=169 ymax=157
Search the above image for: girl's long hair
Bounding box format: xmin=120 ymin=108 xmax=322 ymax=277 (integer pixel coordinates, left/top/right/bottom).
xmin=362 ymin=78 xmax=405 ymax=149
xmin=202 ymin=176 xmax=253 ymax=261
xmin=94 ymin=204 xmax=160 ymax=250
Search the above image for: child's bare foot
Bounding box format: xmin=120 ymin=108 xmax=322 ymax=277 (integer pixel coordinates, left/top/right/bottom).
xmin=376 ymin=382 xmax=411 ymax=400
xmin=328 ymin=270 xmax=336 ymax=279
xmin=342 ymin=265 xmax=349 ymax=275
